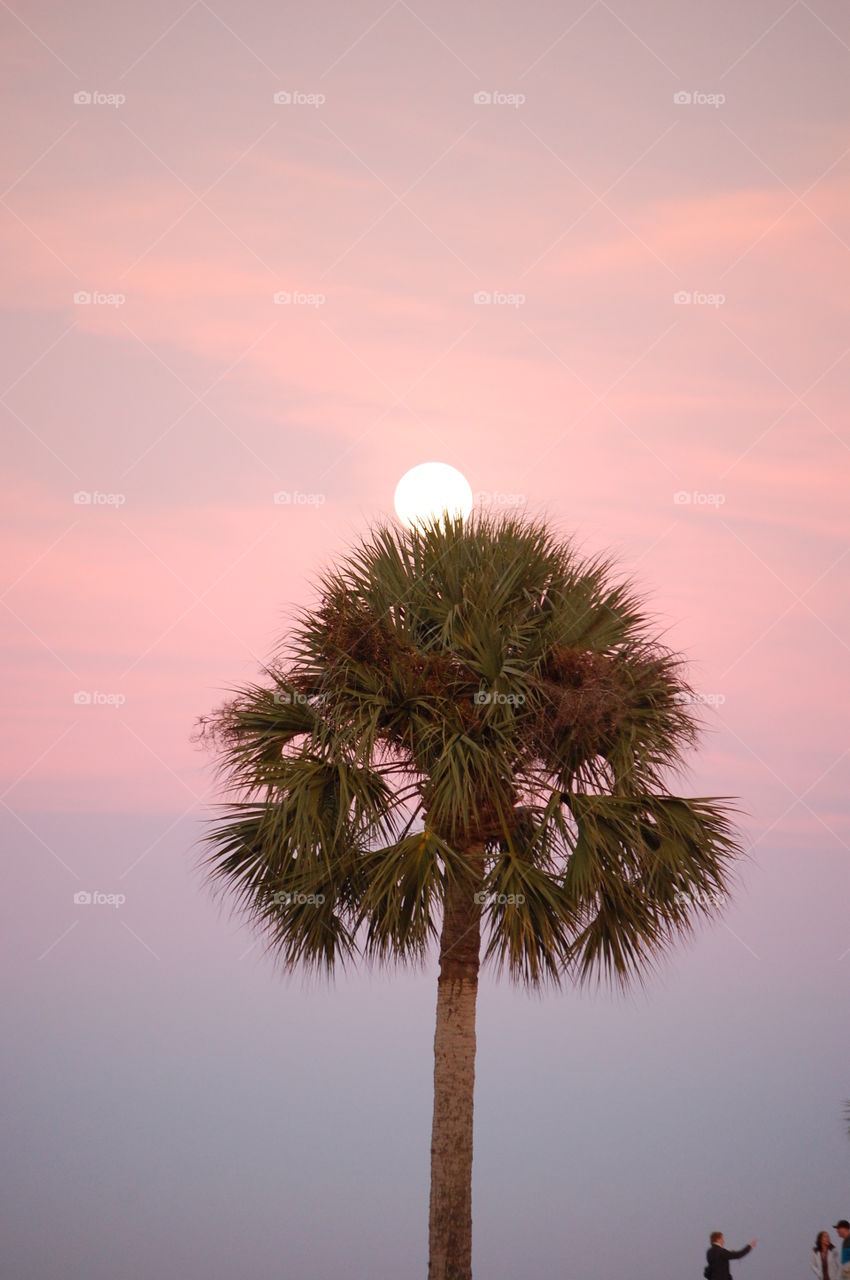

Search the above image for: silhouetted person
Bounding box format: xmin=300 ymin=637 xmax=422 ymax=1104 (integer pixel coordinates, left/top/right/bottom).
xmin=834 ymin=1221 xmax=850 ymax=1280
xmin=705 ymin=1231 xmax=757 ymax=1280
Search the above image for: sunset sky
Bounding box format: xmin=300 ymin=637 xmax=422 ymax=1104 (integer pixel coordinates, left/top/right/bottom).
xmin=2 ymin=1 xmax=849 ymax=1277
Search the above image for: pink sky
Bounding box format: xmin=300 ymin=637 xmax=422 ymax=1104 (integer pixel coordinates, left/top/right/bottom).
xmin=2 ymin=0 xmax=848 ymax=836
xmin=3 ymin=7 xmax=850 ymax=1280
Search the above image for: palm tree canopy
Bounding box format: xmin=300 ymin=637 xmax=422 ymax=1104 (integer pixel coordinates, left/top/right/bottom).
xmin=197 ymin=512 xmax=742 ymax=987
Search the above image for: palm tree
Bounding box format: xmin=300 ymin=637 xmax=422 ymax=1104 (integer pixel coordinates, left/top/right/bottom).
xmin=196 ymin=512 xmax=742 ymax=1280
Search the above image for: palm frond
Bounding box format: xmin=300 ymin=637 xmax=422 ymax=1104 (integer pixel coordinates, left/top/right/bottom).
xmin=197 ymin=510 xmax=744 ymax=986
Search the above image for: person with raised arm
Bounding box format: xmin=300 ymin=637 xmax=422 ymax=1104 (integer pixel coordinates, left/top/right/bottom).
xmin=704 ymin=1231 xmax=757 ymax=1280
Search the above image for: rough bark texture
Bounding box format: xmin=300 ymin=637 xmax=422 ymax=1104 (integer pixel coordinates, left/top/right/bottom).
xmin=428 ymin=854 xmax=484 ymax=1280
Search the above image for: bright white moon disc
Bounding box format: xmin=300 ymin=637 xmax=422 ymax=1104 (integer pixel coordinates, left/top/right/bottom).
xmin=393 ymin=462 xmax=473 ymax=530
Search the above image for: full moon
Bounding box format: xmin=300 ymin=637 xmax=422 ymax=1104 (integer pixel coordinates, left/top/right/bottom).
xmin=393 ymin=462 xmax=473 ymax=530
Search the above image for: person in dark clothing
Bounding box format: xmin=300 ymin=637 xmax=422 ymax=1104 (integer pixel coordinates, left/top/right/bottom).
xmin=705 ymin=1231 xmax=757 ymax=1280
xmin=835 ymin=1221 xmax=850 ymax=1280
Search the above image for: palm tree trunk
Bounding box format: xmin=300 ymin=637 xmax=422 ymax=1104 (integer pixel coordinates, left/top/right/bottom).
xmin=428 ymin=855 xmax=484 ymax=1280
